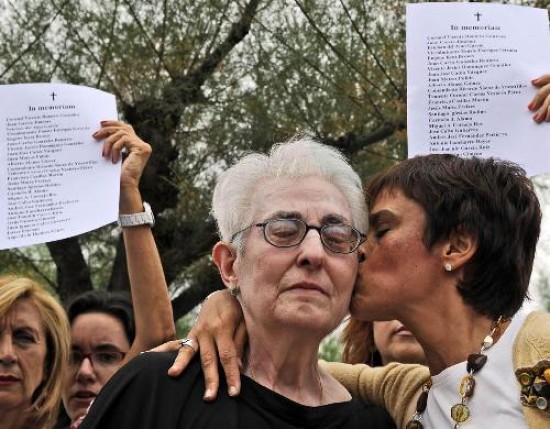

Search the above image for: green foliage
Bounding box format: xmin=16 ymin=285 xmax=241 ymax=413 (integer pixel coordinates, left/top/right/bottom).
xmin=318 ymin=332 xmax=343 ymax=362
xmin=175 ymin=310 xmax=198 ymax=339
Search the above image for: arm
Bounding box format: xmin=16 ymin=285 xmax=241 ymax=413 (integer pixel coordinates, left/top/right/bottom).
xmin=95 ymin=120 xmax=176 ymax=361
xmin=528 ymin=75 xmax=550 ymax=123
xmin=320 ymin=360 xmax=428 ymax=428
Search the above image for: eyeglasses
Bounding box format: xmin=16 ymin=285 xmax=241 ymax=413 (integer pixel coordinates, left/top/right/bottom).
xmin=232 ymin=218 xmax=366 ymax=254
xmin=69 ymin=350 xmax=126 ymax=370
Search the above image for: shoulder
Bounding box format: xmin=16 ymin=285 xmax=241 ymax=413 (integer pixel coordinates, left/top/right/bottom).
xmin=514 ymin=311 xmax=550 ymax=363
xmin=521 ymin=311 xmax=550 ymax=334
xmin=79 ymin=353 xmax=205 ymax=429
xmin=109 ymin=351 xmax=181 ymax=384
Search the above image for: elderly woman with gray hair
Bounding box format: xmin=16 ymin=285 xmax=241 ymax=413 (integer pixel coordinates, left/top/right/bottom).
xmin=79 ymin=138 xmax=394 ymax=429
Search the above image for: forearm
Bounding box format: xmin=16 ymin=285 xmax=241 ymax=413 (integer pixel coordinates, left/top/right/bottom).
xmin=321 ymin=360 xmax=427 ymax=428
xmin=121 ymin=184 xmax=176 ymax=358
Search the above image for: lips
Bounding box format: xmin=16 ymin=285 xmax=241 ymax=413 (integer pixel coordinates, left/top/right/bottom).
xmin=0 ymin=374 xmax=19 ymax=382
xmin=71 ymin=390 xmax=97 ymax=402
xmin=286 ymin=281 xmax=327 ymax=295
xmin=394 ymin=326 xmax=413 ymax=336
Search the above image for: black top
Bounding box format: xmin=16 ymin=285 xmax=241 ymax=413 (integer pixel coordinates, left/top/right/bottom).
xmin=80 ymin=351 xmax=395 ymax=429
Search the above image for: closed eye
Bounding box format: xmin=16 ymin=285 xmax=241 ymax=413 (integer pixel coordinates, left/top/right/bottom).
xmin=14 ymin=329 xmax=37 ymax=345
xmin=374 ymin=228 xmax=389 ymax=239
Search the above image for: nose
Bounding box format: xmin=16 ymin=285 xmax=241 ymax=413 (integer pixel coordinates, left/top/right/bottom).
xmin=75 ymin=356 xmax=97 ymax=383
xmin=296 ymin=228 xmax=325 ymax=267
xmin=0 ymin=335 xmax=17 ymax=365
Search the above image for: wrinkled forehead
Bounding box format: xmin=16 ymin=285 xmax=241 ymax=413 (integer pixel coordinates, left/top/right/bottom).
xmin=0 ymin=298 xmax=44 ymax=333
xmin=251 ymin=176 xmax=353 ymax=223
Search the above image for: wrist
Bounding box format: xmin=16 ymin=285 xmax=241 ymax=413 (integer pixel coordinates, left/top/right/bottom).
xmin=119 ymin=186 xmax=143 ymax=214
xmin=118 ymin=201 xmax=155 ymax=228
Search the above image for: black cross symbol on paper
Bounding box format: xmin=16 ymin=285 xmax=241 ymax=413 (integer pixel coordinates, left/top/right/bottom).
xmin=474 ymin=12 xmax=482 ymax=21
xmin=50 ymin=92 xmax=57 ymax=101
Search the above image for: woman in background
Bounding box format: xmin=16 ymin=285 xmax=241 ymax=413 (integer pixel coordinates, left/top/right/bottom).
xmin=341 ymin=319 xmax=426 ymax=366
xmin=0 ymin=275 xmax=70 ymax=429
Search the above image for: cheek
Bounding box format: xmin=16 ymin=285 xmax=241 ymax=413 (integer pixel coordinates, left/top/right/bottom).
xmin=365 ymin=236 xmax=416 ymax=275
xmin=98 ymin=366 xmax=120 ymax=385
xmin=26 ymin=349 xmax=47 ymax=393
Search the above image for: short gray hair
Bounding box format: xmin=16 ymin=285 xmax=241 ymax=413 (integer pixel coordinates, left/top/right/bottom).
xmin=211 ymin=137 xmax=367 ymax=249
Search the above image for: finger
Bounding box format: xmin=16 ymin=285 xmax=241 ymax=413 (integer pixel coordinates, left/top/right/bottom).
xmin=103 ymin=131 xmax=149 ymax=164
xmin=93 ymin=122 xmax=134 ymax=141
xmin=533 ymin=95 xmax=550 ymax=123
xmin=531 ymin=74 xmax=550 ymax=88
xmin=167 ymin=344 xmax=197 ymax=377
xmin=102 ymin=131 xmax=132 ymax=163
xmin=216 ymin=336 xmax=242 ymax=397
xmin=528 ymin=83 xmax=550 ymax=111
xmin=166 ymin=337 xmax=199 ymax=377
xmin=149 ymin=340 xmax=182 ymax=353
xmin=198 ymin=338 xmax=220 ymax=401
xmin=99 ymin=120 xmax=134 ymax=133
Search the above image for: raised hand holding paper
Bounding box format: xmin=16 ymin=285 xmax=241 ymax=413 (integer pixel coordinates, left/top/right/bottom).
xmin=406 ymin=3 xmax=550 ymax=176
xmin=0 ymin=83 xmax=119 ymax=250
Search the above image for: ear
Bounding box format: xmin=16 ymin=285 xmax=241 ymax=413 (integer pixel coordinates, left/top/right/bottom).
xmin=441 ymin=227 xmax=478 ymax=271
xmin=212 ymin=241 xmax=238 ymax=288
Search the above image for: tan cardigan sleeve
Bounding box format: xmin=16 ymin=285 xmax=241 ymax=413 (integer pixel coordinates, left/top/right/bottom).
xmin=320 ymin=361 xmax=429 ymax=428
xmin=513 ymin=311 xmax=550 ymax=429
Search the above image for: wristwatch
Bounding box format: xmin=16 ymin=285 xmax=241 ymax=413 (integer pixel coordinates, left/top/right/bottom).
xmin=118 ymin=202 xmax=155 ymax=228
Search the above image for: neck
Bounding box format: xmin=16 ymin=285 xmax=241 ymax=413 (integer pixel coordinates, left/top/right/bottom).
xmin=244 ymin=327 xmax=325 ymax=406
xmin=399 ymin=302 xmax=509 ymax=375
xmin=0 ymin=409 xmax=32 ymax=429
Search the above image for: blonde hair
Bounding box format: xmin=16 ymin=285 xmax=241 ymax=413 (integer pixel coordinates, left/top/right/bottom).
xmin=0 ymin=275 xmax=70 ymax=429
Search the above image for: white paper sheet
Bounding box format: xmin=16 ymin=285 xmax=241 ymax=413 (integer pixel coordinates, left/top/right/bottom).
xmin=406 ymin=2 xmax=550 ymax=177
xmin=0 ymin=83 xmax=119 ymax=250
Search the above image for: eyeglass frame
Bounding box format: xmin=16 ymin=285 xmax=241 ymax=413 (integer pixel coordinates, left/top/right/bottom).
xmin=68 ymin=349 xmax=127 ymax=371
xmin=230 ymin=218 xmax=366 ymax=254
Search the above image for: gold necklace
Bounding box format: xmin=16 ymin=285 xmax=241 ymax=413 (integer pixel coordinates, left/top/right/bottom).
xmin=406 ymin=316 xmax=506 ymax=429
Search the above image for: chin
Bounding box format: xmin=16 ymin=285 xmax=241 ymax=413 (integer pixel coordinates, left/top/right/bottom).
xmin=279 ymin=311 xmax=336 ymax=334
xmin=350 ymin=294 xmax=374 ymax=320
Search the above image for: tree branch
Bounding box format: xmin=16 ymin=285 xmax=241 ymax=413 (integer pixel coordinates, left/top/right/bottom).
xmin=320 ymin=120 xmax=406 ymax=155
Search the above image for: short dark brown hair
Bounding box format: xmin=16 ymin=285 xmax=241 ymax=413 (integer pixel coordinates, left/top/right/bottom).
xmin=67 ymin=291 xmax=135 ymax=343
xmin=365 ymin=154 xmax=541 ymax=319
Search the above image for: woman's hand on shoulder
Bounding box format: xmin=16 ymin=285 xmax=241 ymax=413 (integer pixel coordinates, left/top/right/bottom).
xmin=149 ymin=289 xmax=247 ymax=401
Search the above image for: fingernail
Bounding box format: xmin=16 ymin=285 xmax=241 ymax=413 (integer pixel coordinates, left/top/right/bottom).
xmin=203 ymin=389 xmax=213 ymax=401
xmin=92 ymin=131 xmax=100 ymax=137
xmin=228 ymin=386 xmax=238 ymax=397
xmin=100 ymin=120 xmax=108 ymax=125
xmin=528 ymin=101 xmax=535 ymax=111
